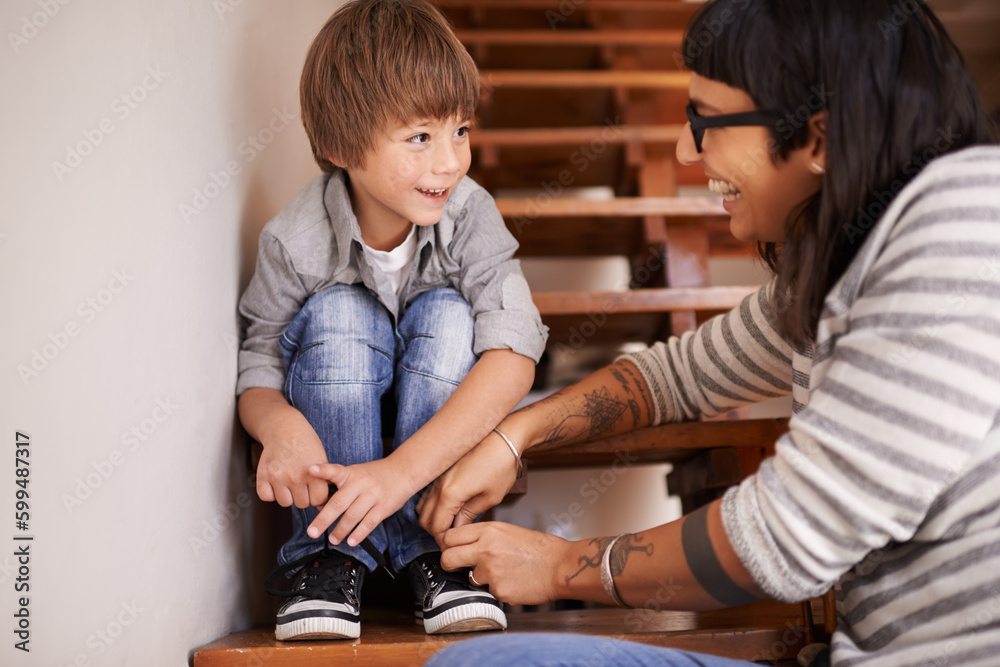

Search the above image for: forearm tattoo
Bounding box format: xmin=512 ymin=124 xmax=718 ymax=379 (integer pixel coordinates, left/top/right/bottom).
xmin=609 ymin=365 xmax=642 ymax=427
xmin=530 ymin=362 xmax=653 ymax=452
xmin=567 ymin=533 xmax=653 ymax=583
xmin=618 ymin=362 xmax=654 ymax=425
xmin=681 ymin=505 xmax=761 ymax=607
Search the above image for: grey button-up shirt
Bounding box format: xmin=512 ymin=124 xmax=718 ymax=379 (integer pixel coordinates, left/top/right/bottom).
xmin=236 ymin=170 xmax=548 ymax=395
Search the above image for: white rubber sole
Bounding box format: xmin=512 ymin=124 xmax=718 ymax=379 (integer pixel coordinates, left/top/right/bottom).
xmin=275 ymin=614 xmax=360 ymax=641
xmin=417 ymin=601 xmax=507 ymax=635
xmin=275 ymin=599 xmax=361 ymax=641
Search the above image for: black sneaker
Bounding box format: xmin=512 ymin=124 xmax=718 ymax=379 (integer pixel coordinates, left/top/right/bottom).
xmin=264 ymin=549 xmax=365 ymax=641
xmin=408 ymin=552 xmax=506 ymax=634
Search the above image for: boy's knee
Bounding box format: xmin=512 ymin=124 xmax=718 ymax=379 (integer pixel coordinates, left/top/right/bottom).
xmin=288 ymin=285 xmax=392 ymax=346
xmin=398 ymin=321 xmax=477 ymax=386
xmin=286 ymin=335 xmax=393 ymax=387
xmin=400 ymin=288 xmax=474 ymax=344
xmin=302 ymin=284 xmax=381 ymax=321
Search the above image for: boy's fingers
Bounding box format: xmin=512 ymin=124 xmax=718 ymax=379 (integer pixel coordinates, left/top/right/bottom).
xmin=272 ymin=485 xmax=294 ymax=507
xmin=308 ymin=479 xmax=330 ymax=507
xmin=257 ymin=481 xmax=276 ymax=503
xmin=292 ymin=485 xmax=312 ymax=509
xmin=308 ymin=463 xmax=346 ymax=483
xmin=346 ymin=510 xmax=381 ymax=547
xmin=329 ymin=498 xmax=372 ymax=545
xmin=307 ymin=485 xmax=357 ymax=539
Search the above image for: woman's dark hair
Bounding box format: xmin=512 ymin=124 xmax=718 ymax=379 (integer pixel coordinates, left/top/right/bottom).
xmin=682 ymin=0 xmax=997 ymax=348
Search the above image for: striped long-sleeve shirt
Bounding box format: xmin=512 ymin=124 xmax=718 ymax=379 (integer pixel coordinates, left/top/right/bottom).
xmin=624 ymin=146 xmax=1000 ymax=666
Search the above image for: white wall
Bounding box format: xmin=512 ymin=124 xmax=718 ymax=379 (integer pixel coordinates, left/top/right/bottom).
xmin=0 ymin=1 xmax=343 ymax=664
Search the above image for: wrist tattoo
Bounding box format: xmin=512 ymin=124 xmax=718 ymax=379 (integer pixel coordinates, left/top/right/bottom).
xmin=566 ymin=533 xmax=653 ymax=583
xmin=681 ymin=505 xmax=761 ymax=607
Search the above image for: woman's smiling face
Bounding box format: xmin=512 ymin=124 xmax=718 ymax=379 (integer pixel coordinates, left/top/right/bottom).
xmin=676 ymin=73 xmax=824 ymax=243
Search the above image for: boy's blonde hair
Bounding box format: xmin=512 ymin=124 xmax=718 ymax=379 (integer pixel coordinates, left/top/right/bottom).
xmin=300 ymin=0 xmax=479 ymax=171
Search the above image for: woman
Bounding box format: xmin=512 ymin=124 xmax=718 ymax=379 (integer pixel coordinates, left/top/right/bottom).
xmin=417 ymin=0 xmax=1000 ymax=665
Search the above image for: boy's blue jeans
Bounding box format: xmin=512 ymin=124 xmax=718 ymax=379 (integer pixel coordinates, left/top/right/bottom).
xmin=277 ymin=284 xmax=478 ymax=573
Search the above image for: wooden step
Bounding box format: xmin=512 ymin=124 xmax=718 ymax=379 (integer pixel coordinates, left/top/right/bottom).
xmin=494 ymin=197 xmax=736 ymax=258
xmin=523 ymin=417 xmax=788 ymax=469
xmin=457 ymin=28 xmax=684 ymax=48
xmin=193 ymin=601 xmax=811 ymax=666
xmin=471 ymin=128 xmax=684 ymax=196
xmin=532 ymin=286 xmax=755 ymax=315
xmin=497 ymin=196 xmax=722 ymax=219
xmin=482 ymin=70 xmax=689 ymax=90
xmin=531 ymin=286 xmax=755 ymax=348
xmin=475 ymin=124 xmax=683 ymax=147
xmin=437 ymin=0 xmax=699 ymax=13
xmin=499 ymin=216 xmax=748 ymax=259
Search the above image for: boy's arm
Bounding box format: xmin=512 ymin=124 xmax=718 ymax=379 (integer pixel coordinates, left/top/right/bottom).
xmin=239 ymin=387 xmax=330 ymax=509
xmin=305 ymin=348 xmax=535 ymax=548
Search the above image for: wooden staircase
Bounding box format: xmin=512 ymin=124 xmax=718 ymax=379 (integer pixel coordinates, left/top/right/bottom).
xmin=194 ymin=601 xmax=819 ymax=666
xmin=194 ymin=2 xmax=827 ymax=664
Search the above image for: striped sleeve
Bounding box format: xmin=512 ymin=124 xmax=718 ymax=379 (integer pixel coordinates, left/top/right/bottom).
xmin=621 ymin=282 xmax=795 ymax=423
xmin=723 ymin=147 xmax=1000 ymax=616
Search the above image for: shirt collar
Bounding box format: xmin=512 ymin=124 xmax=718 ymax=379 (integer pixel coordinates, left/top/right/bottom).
xmin=323 ymin=169 xmax=365 ymax=276
xmin=323 ymin=168 xmax=439 ymax=275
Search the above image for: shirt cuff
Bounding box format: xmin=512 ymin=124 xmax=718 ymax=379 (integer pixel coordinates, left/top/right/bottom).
xmin=236 ymin=353 xmax=285 ymax=396
xmin=473 ymin=310 xmax=548 ymax=363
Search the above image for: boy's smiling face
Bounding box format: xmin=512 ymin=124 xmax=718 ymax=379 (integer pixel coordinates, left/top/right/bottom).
xmin=343 ymin=115 xmax=472 ymax=251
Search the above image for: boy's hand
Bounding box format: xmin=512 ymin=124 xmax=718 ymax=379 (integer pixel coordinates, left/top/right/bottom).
xmin=417 ymin=432 xmax=519 ymax=544
xmin=305 ymin=458 xmax=416 ymax=548
xmin=256 ymin=420 xmax=330 ymax=509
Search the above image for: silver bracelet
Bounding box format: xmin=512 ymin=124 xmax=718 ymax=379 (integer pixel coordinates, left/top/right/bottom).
xmin=601 ymin=534 xmax=628 ymax=608
xmin=492 ymin=427 xmax=525 ymax=479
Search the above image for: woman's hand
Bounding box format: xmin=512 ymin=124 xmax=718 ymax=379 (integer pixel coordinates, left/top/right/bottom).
xmin=306 ymin=458 xmax=416 ymax=548
xmin=417 ymin=432 xmax=520 ymax=544
xmin=440 ymin=521 xmax=571 ymax=606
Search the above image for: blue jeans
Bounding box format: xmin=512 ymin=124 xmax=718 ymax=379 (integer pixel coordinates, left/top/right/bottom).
xmin=424 ymin=633 xmax=759 ymax=666
xmin=278 ymin=285 xmax=477 ymax=572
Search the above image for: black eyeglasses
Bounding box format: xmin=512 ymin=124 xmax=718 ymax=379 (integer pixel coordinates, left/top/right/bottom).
xmin=685 ymin=103 xmax=781 ymax=153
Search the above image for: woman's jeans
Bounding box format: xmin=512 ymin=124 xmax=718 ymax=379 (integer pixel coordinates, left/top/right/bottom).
xmin=424 ymin=633 xmax=761 ymax=667
xmin=277 ymin=284 xmax=477 ymax=572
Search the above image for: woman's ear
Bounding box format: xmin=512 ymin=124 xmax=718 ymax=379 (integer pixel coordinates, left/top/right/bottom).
xmin=807 ymin=111 xmax=827 ymax=175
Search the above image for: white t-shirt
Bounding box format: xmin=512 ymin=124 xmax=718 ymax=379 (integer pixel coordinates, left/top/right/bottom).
xmin=365 ymin=224 xmax=418 ymax=295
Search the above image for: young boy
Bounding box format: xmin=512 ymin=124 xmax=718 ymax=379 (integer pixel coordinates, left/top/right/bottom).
xmin=236 ymin=0 xmax=547 ymax=642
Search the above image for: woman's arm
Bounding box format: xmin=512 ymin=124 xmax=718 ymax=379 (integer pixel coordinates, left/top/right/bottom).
xmin=420 ymin=284 xmax=796 ymax=540
xmin=440 ymin=498 xmax=766 ymax=609
xmin=419 ymin=358 xmax=656 ymax=540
